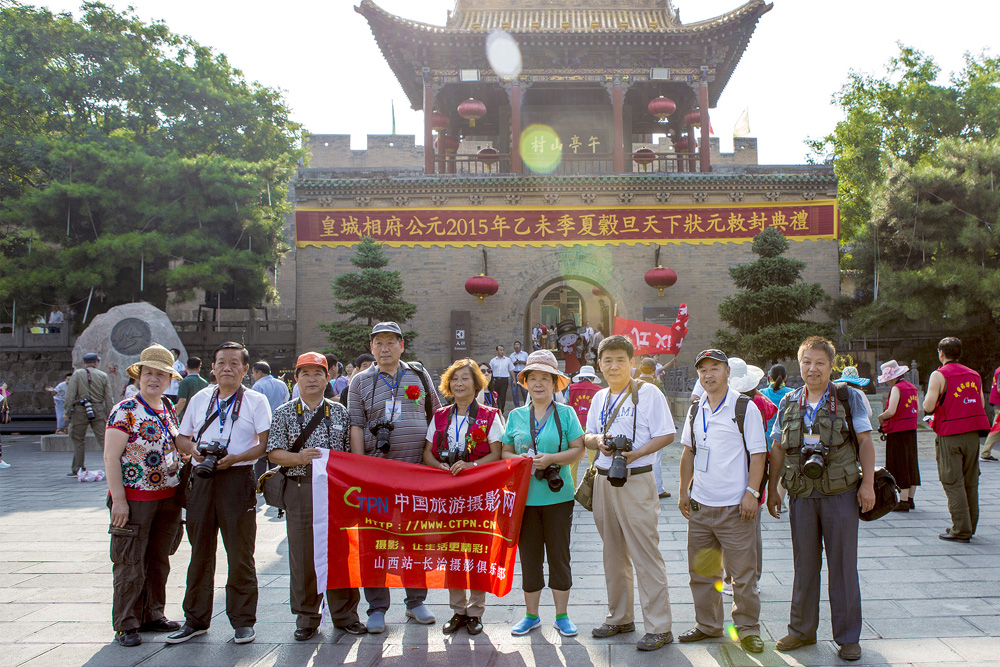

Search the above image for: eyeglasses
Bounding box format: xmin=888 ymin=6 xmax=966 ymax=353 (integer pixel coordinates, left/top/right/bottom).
xmin=481 ymin=369 xmax=491 ymax=374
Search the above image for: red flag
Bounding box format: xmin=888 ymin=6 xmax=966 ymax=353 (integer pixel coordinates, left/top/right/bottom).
xmin=612 ymin=305 xmax=690 ymax=355
xmin=311 ymin=451 xmax=532 ymax=596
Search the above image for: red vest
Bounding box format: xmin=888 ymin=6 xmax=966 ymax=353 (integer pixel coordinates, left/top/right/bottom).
xmin=933 ymin=363 xmax=990 ymax=436
xmin=990 ymin=366 xmax=1000 ymax=407
xmin=752 ymin=394 xmax=777 ymax=428
xmin=883 ymin=380 xmax=918 ymax=433
xmin=431 ymin=402 xmax=498 ymax=462
xmin=567 ymin=380 xmax=601 ymax=427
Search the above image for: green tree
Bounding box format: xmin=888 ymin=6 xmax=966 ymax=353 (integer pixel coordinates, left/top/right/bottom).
xmin=320 ymin=237 xmax=418 ymax=362
xmin=0 ymin=2 xmax=302 ymax=324
xmin=848 ymin=138 xmax=1000 ymax=375
xmin=808 ymin=45 xmax=1000 ymax=244
xmin=714 ymin=228 xmax=830 ymax=366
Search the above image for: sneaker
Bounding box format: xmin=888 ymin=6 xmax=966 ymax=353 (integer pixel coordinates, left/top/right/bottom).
xmin=233 ymin=626 xmax=255 ymax=644
xmin=138 ymin=618 xmax=181 ymax=633
xmin=554 ymin=617 xmax=578 ymax=637
xmin=511 ymin=616 xmax=541 ymax=636
xmin=366 ymin=611 xmax=386 ymax=634
xmin=405 ymin=603 xmax=436 ymax=625
xmin=592 ymin=622 xmax=635 ymax=638
xmin=0 ymin=461 xmax=10 ymax=469
xmin=165 ymin=624 xmax=208 ymax=644
xmin=116 ymin=630 xmax=141 ymax=647
xmin=337 ymin=621 xmax=367 ymax=635
xmin=637 ymin=631 xmax=673 ymax=651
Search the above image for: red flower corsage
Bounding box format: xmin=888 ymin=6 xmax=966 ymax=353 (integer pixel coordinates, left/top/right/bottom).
xmin=405 ymin=384 xmax=423 ymax=405
xmin=466 ymin=426 xmax=487 ymax=445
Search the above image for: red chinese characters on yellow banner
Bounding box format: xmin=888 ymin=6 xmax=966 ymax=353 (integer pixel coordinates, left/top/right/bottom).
xmin=295 ymin=201 xmax=838 ymax=248
xmin=311 ymin=451 xmax=532 ymax=596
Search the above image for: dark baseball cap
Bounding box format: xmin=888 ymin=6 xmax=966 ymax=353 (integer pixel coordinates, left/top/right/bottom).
xmin=694 ymin=349 xmax=728 ymax=367
xmin=370 ymin=322 xmax=403 ymax=340
xmin=83 ymin=353 xmax=100 ymax=363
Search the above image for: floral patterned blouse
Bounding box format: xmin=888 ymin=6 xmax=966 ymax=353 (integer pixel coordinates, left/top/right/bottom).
xmin=106 ymin=396 xmax=181 ymax=500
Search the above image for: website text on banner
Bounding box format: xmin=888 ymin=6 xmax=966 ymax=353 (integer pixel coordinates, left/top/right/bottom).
xmin=613 ymin=305 xmax=689 ymax=355
xmin=311 ymin=451 xmax=532 ymax=596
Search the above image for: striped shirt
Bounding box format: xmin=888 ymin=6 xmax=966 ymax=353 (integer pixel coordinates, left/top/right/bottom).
xmin=347 ymin=362 xmax=441 ymax=463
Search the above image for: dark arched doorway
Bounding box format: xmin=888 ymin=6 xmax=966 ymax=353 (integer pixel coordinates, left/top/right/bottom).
xmin=523 ymin=276 xmax=615 ymax=350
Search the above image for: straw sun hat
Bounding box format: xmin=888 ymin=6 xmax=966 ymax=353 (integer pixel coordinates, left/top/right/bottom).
xmin=126 ymin=344 xmax=183 ymax=381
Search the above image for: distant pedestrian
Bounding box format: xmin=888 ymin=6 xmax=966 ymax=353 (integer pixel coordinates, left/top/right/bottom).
xmin=174 ymin=357 xmax=208 ymax=421
xmin=488 ymin=345 xmax=515 ymax=413
xmin=164 ymin=349 xmax=185 ymax=404
xmin=0 ymin=382 xmax=10 ymax=468
xmin=876 ymin=361 xmax=920 ymax=512
xmin=979 ymin=361 xmax=1000 ymax=461
xmin=65 ymin=352 xmax=115 ymax=477
xmin=923 ymin=337 xmax=989 ymax=543
xmin=509 ymin=342 xmax=529 ymax=408
xmin=47 ymin=373 xmax=72 ymax=434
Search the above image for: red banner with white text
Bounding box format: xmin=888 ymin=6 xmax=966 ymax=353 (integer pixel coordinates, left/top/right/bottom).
xmin=613 ymin=306 xmax=689 ymax=355
xmin=295 ymin=201 xmax=838 ymax=248
xmin=311 ymin=451 xmax=532 ymax=596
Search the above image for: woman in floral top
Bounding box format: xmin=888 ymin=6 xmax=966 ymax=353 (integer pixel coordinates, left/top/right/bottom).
xmin=103 ymin=344 xmax=184 ymax=647
xmin=423 ymin=359 xmax=503 ymax=636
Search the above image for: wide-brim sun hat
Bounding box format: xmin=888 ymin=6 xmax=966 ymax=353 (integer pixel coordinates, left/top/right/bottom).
xmin=728 ymin=357 xmax=765 ymax=394
xmin=877 ymin=360 xmax=909 ymax=384
xmin=517 ymin=349 xmax=571 ymax=392
xmin=572 ymin=365 xmax=601 ymax=384
xmin=837 ymin=366 xmax=870 ymax=387
xmin=126 ymin=344 xmax=183 ymax=381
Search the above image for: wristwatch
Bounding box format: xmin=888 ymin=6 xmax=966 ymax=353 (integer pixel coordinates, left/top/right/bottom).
xmin=745 ymin=486 xmax=760 ymax=499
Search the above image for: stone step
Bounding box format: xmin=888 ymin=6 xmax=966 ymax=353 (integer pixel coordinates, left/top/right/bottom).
xmin=40 ymin=433 xmax=104 ymax=452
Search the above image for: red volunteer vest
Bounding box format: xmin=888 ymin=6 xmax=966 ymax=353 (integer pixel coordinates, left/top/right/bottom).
xmin=752 ymin=394 xmax=777 ymax=428
xmin=431 ymin=402 xmax=498 ymax=462
xmin=990 ymin=366 xmax=1000 ymax=407
xmin=933 ymin=363 xmax=990 ymax=436
xmin=883 ymin=380 xmax=918 ymax=433
xmin=568 ymin=380 xmax=601 ymax=427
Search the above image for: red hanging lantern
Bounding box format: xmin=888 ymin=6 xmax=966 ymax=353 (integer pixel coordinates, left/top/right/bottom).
xmin=647 ymin=96 xmax=676 ymax=122
xmin=644 ymin=266 xmax=677 ymax=297
xmin=592 ymin=286 xmax=606 ymax=297
xmin=458 ymin=98 xmax=487 ymax=128
xmin=465 ymin=274 xmax=498 ymax=304
xmin=431 ymin=112 xmax=451 ymax=132
xmin=633 ymin=148 xmax=656 ymax=169
xmin=434 ymin=135 xmax=462 ymax=154
xmin=673 ymin=137 xmax=689 ymax=152
xmin=684 ymin=109 xmax=702 ymax=128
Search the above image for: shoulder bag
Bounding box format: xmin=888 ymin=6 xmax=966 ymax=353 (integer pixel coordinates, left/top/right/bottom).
xmin=838 ymin=384 xmax=899 ymax=521
xmin=257 ymin=400 xmax=331 ymax=510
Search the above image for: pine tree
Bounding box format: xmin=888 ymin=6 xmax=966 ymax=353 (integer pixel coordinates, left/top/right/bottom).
xmin=714 ymin=228 xmax=830 ymax=366
xmin=320 ymin=237 xmax=418 ymax=361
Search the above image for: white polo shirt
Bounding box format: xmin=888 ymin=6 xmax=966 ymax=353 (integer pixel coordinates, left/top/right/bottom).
xmin=179 ymin=386 xmax=272 ymax=466
xmin=587 ymin=381 xmax=675 ymax=469
xmin=681 ymin=388 xmax=767 ymax=507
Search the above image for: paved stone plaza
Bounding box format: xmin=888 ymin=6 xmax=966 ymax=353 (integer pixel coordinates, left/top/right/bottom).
xmin=1 ymin=431 xmax=999 ymax=667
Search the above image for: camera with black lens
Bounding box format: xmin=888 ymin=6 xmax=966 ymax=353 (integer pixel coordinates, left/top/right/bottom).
xmin=369 ymin=420 xmax=394 ymax=454
xmin=194 ymin=440 xmax=228 ymax=478
xmin=445 ymin=447 xmax=467 ymax=466
xmin=801 ymin=441 xmax=828 ymax=480
xmin=79 ymin=397 xmax=96 ymax=421
xmin=606 ymin=434 xmax=633 ymax=487
xmin=534 ymin=463 xmax=563 ymax=492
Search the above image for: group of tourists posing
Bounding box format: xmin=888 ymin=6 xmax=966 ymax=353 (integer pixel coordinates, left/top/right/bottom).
xmin=102 ymin=326 xmax=989 ymax=664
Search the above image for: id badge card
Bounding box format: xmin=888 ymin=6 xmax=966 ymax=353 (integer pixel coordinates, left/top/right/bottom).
xmin=804 ymin=434 xmax=821 ymax=448
xmin=384 ymin=402 xmax=402 ymax=423
xmin=694 ymin=444 xmax=710 ymax=472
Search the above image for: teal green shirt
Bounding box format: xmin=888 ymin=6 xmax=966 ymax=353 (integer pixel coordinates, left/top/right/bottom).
xmin=502 ymin=402 xmax=584 ymax=506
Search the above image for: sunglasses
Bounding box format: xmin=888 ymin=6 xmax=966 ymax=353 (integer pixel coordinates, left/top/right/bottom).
xmin=481 ymin=368 xmax=491 ymax=374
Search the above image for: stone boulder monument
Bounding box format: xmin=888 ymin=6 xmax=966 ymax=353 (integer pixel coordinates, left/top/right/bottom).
xmin=72 ymin=302 xmax=186 ymax=401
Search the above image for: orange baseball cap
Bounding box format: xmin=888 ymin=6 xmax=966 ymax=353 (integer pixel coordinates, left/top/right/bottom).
xmin=295 ymin=352 xmax=328 ymax=372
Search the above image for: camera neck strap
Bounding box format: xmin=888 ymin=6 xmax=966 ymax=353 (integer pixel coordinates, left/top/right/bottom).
xmin=602 ymin=380 xmax=640 ymax=443
xmin=799 ymin=383 xmax=837 ymax=434
xmin=279 ymin=399 xmax=332 ymax=475
xmin=197 ymin=386 xmax=244 ymax=443
xmin=530 ymin=401 xmax=564 ymax=453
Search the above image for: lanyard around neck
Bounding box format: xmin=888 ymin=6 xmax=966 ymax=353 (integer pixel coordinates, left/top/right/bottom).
xmin=530 ymin=402 xmax=555 ymax=449
xmin=601 ymin=386 xmax=629 ymax=431
xmin=135 ymin=393 xmax=174 ymax=445
xmin=453 ymin=402 xmax=473 ymax=449
xmin=701 ymin=394 xmax=728 ymax=443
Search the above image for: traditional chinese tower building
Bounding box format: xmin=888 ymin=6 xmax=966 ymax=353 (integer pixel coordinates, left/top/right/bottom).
xmin=289 ymin=0 xmax=839 ymax=371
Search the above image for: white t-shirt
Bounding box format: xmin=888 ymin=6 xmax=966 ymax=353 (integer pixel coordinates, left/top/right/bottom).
xmin=167 ymin=359 xmax=186 ymax=395
xmin=587 ymin=382 xmax=676 ymax=470
xmin=489 ymin=355 xmax=515 ymax=379
xmin=425 ymin=409 xmax=506 ymax=452
xmin=179 ymin=386 xmax=272 ymax=465
xmin=681 ymin=388 xmax=768 ymax=507
xmin=509 ymin=350 xmax=529 ymax=373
